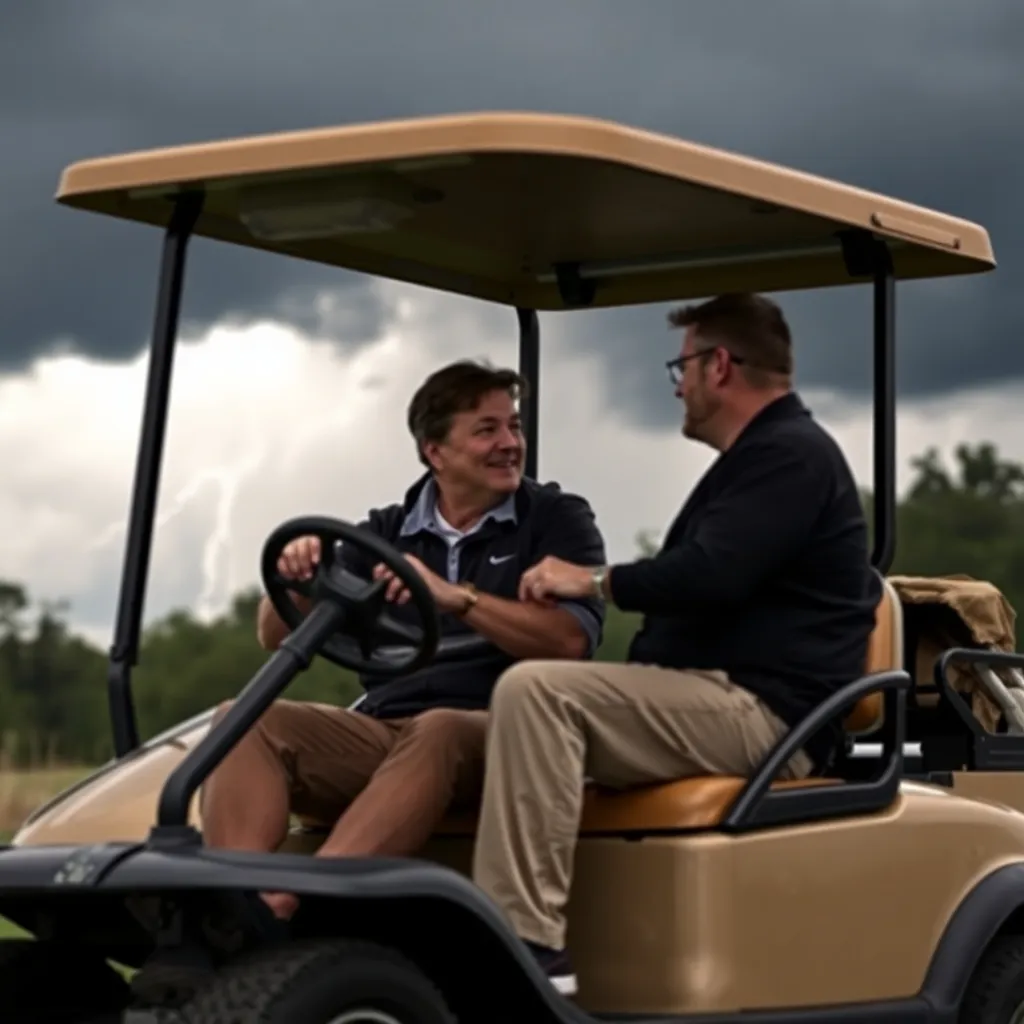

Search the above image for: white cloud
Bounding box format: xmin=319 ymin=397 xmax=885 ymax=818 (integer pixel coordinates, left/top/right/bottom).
xmin=3 ymin=281 xmax=1023 ymax=649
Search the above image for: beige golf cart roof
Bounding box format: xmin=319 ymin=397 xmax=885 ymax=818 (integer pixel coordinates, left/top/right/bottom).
xmin=56 ymin=111 xmax=995 ymax=310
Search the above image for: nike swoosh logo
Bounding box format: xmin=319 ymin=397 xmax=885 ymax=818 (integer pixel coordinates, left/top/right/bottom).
xmin=489 ymin=554 xmax=515 ymax=565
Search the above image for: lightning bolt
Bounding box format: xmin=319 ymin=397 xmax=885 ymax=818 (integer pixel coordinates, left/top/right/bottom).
xmin=87 ymin=470 xmax=232 ymax=554
xmin=83 ymin=319 xmax=409 ymax=628
xmin=87 ymin=446 xmax=267 ymax=623
xmin=193 ymin=447 xmax=266 ymax=621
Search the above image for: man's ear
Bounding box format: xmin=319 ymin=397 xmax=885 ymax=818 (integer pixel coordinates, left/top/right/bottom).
xmin=707 ymin=347 xmax=732 ymax=386
xmin=421 ymin=441 xmax=443 ymax=473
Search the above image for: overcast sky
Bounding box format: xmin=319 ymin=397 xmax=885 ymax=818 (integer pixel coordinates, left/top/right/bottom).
xmin=2 ymin=0 xmax=1022 ymax=646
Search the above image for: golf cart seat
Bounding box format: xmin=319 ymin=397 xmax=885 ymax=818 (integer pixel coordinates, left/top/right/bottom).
xmin=431 ymin=577 xmax=902 ymax=836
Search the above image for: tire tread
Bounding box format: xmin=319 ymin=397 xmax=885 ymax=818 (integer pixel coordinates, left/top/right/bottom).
xmin=961 ymin=934 xmax=1024 ymax=1024
xmin=181 ymin=938 xmax=455 ymax=1024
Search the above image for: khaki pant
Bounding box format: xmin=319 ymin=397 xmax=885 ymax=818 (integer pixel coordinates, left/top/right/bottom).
xmin=471 ymin=661 xmax=812 ymax=950
xmin=201 ymin=701 xmax=488 ymax=857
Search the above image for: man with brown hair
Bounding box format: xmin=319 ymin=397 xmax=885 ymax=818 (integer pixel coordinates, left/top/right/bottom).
xmin=200 ymin=359 xmax=607 ymax=920
xmin=471 ymin=293 xmax=881 ymax=994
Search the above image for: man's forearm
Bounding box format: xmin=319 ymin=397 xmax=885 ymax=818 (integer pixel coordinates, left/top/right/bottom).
xmin=256 ymin=592 xmax=311 ymax=650
xmin=460 ymin=591 xmax=589 ymax=660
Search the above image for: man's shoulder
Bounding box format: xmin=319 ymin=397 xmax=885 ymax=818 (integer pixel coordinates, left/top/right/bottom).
xmin=357 ymin=502 xmax=406 ymax=539
xmin=515 ymin=476 xmax=599 ymax=524
xmin=750 ymin=403 xmax=850 ymax=473
xmin=359 ymin=478 xmax=426 ymax=539
xmin=777 ymin=413 xmax=840 ymax=453
xmin=755 ymin=410 xmax=865 ymax=520
xmin=515 ymin=477 xmax=606 ymax=564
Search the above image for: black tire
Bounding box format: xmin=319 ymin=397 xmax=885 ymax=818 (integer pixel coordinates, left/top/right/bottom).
xmin=180 ymin=938 xmax=455 ymax=1024
xmin=0 ymin=937 xmax=131 ymax=1023
xmin=961 ymin=934 xmax=1024 ymax=1023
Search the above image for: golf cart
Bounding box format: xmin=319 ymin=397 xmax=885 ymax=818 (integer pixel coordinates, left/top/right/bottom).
xmin=4 ymin=110 xmax=1023 ymax=1023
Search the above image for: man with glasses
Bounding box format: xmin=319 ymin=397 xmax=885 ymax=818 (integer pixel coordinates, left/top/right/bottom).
xmin=469 ymin=292 xmax=881 ymax=995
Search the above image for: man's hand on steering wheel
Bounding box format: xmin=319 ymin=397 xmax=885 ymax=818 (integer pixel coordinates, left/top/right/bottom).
xmin=372 ymin=554 xmax=470 ymax=614
xmin=276 ymin=537 xmax=459 ymax=614
xmin=261 ymin=516 xmax=442 ymax=676
xmin=277 ymin=535 xmax=322 ymax=583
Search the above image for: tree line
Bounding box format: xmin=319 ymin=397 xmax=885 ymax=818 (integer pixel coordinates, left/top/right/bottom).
xmin=2 ymin=442 xmax=1023 ymax=768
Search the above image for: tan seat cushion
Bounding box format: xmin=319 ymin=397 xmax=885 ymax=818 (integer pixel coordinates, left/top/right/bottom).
xmin=430 ymin=775 xmax=841 ymax=835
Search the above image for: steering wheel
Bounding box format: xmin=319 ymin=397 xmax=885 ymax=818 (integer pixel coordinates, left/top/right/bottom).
xmin=260 ymin=515 xmax=441 ymax=677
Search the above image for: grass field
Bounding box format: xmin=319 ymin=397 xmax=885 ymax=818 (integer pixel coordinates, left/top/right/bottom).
xmin=0 ymin=764 xmax=95 ymax=841
xmin=0 ymin=762 xmax=98 ymax=941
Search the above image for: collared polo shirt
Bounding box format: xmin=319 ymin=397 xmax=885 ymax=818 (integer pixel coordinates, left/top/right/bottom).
xmin=339 ymin=473 xmax=608 ymax=719
xmin=398 ymin=477 xmax=518 ymax=582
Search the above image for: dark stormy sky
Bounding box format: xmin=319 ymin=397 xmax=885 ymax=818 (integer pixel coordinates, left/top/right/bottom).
xmin=2 ymin=0 xmax=1021 ymax=432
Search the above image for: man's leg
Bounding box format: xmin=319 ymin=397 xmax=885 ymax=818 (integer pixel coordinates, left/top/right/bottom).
xmin=316 ymin=707 xmax=489 ymax=858
xmin=201 ymin=701 xmax=489 ymax=918
xmin=200 ymin=698 xmax=403 ymax=918
xmin=200 ymin=699 xmax=397 ymax=854
xmin=471 ymin=661 xmax=811 ymax=994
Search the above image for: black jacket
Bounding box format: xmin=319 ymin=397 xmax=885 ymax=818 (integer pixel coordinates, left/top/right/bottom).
xmin=341 ymin=474 xmax=608 ymax=718
xmin=610 ymin=392 xmax=880 ymax=769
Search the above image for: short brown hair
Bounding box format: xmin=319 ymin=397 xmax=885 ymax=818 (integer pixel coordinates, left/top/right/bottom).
xmin=407 ymin=359 xmax=528 ymax=466
xmin=667 ymin=292 xmax=793 ymax=387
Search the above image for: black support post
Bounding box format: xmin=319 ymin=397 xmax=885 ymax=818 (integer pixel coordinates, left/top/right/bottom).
xmin=839 ymin=230 xmax=896 ymax=575
xmin=516 ymin=307 xmax=540 ymax=480
xmin=872 ymin=264 xmax=896 ymax=574
xmin=107 ymin=192 xmax=204 ymax=758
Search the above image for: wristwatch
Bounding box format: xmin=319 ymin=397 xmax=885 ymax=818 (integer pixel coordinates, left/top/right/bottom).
xmin=591 ymin=566 xmax=608 ymax=598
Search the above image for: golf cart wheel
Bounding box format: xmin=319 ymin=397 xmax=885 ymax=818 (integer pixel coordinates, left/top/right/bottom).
xmin=962 ymin=934 xmax=1024 ymax=1023
xmin=182 ymin=938 xmax=455 ymax=1024
xmin=0 ymin=937 xmax=131 ymax=1022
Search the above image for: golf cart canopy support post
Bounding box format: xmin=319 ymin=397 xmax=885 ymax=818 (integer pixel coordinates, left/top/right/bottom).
xmin=838 ymin=228 xmax=897 ymax=575
xmin=517 ymin=307 xmax=540 ymax=480
xmin=107 ymin=191 xmax=204 ymax=758
xmin=873 ymin=255 xmax=896 ymax=574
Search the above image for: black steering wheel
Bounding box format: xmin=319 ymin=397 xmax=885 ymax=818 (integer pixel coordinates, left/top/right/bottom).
xmin=260 ymin=515 xmax=441 ymax=677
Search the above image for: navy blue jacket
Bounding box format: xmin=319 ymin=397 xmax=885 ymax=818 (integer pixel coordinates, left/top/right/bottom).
xmin=341 ymin=473 xmax=607 ymax=718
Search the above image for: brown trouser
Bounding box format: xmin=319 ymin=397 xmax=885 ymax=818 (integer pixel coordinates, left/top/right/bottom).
xmin=471 ymin=661 xmax=812 ymax=950
xmin=200 ymin=701 xmax=488 ymax=857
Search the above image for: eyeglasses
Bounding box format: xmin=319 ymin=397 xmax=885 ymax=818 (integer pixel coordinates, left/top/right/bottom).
xmin=665 ymin=347 xmax=746 ymax=385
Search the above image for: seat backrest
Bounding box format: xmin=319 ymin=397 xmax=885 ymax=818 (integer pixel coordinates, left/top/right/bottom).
xmin=843 ymin=576 xmax=904 ymax=736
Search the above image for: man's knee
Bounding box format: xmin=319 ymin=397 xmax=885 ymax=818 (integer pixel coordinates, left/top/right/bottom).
xmin=491 ymin=660 xmax=583 ymax=715
xmin=403 ymin=708 xmax=487 ymax=752
xmin=209 ymin=698 xmax=301 ymax=745
xmin=211 ymin=699 xmax=234 ymax=727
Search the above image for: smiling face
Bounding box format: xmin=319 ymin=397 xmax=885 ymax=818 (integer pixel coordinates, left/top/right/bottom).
xmin=422 ymin=387 xmax=525 ymax=498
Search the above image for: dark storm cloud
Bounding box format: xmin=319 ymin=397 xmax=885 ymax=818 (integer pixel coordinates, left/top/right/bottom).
xmin=2 ymin=0 xmax=1022 ymax=429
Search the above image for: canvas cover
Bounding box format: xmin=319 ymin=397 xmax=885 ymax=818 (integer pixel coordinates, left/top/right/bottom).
xmin=889 ymin=574 xmax=1018 ymax=733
